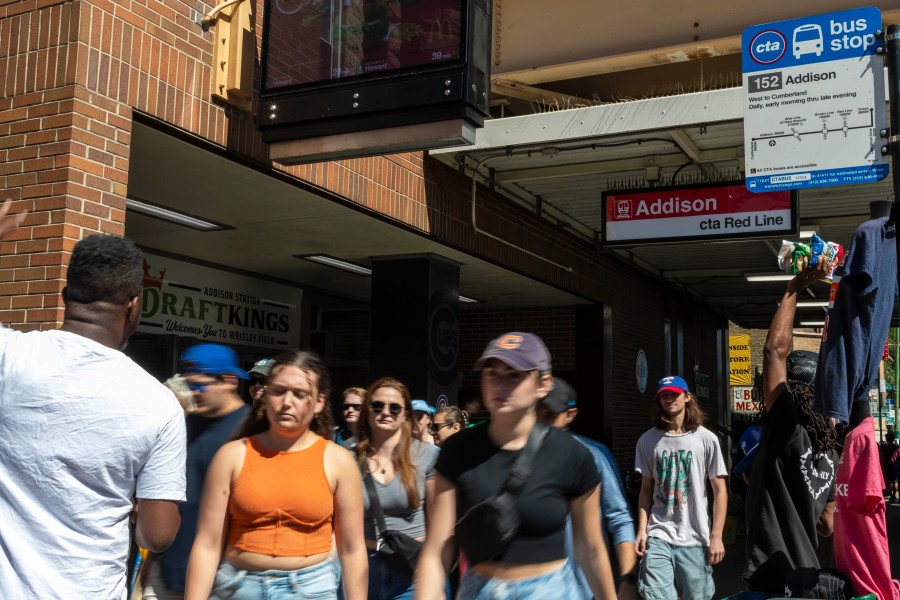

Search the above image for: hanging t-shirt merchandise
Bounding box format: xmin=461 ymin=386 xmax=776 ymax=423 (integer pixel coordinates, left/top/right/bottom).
xmin=834 ymin=417 xmax=900 ymax=600
xmin=814 ymin=216 xmax=897 ymax=422
xmin=813 ymin=215 xmax=900 ymax=599
xmin=743 ymin=389 xmax=837 ymax=593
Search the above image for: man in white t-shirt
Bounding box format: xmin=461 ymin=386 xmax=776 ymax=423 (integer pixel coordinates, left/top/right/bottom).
xmin=0 ymin=200 xmax=187 ymax=599
xmin=634 ymin=375 xmax=728 ymax=600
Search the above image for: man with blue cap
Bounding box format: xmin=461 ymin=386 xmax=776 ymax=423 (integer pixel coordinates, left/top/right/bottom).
xmin=150 ymin=344 xmax=251 ymax=599
xmin=411 ymin=398 xmax=437 ymax=445
xmin=634 ymin=374 xmax=728 ymax=600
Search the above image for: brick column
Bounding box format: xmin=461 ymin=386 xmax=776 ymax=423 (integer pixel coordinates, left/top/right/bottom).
xmin=1 ymin=0 xmax=130 ymax=330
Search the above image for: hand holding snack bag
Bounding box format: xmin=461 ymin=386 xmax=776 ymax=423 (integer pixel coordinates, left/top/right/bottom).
xmin=777 ymin=233 xmax=843 ymax=282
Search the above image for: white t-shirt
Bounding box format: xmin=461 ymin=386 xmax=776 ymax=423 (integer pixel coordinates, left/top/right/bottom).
xmin=635 ymin=425 xmax=727 ymax=547
xmin=0 ymin=328 xmax=187 ymax=599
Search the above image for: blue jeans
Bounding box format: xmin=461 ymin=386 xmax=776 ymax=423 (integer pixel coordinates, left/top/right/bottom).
xmin=458 ymin=560 xmax=578 ymax=600
xmin=210 ymin=559 xmax=338 ymax=600
xmin=638 ymin=538 xmax=714 ymax=600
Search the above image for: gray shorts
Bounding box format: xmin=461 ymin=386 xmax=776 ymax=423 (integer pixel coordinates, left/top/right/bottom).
xmin=639 ymin=538 xmax=714 ymax=600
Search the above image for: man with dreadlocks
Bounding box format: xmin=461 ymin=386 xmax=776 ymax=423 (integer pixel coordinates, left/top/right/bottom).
xmin=743 ymin=254 xmax=840 ymax=594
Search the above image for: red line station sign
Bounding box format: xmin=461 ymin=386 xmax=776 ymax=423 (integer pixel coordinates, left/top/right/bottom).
xmin=602 ymin=183 xmax=796 ymax=244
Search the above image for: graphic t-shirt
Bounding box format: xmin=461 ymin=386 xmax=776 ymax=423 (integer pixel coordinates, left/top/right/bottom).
xmin=0 ymin=329 xmax=187 ymax=600
xmin=634 ymin=426 xmax=727 ymax=547
xmin=834 ymin=417 xmax=900 ymax=600
xmin=160 ymin=405 xmax=250 ymax=592
xmin=744 ymin=389 xmax=837 ymax=593
xmin=437 ymin=424 xmax=600 ymax=564
xmin=814 ymin=217 xmax=897 ymax=422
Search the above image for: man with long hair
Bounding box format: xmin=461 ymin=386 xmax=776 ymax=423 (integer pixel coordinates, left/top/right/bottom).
xmin=743 ymin=254 xmax=839 ymax=594
xmin=635 ymin=376 xmax=728 ymax=600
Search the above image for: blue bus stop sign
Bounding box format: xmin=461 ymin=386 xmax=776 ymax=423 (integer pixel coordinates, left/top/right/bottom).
xmin=742 ymin=7 xmax=888 ymax=193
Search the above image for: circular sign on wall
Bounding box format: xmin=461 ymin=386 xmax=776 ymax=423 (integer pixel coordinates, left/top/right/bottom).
xmin=636 ymin=350 xmax=648 ymax=393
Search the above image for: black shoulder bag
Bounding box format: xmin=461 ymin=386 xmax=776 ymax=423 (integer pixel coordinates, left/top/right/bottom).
xmin=363 ymin=468 xmax=423 ymax=574
xmin=455 ymin=421 xmax=548 ymax=565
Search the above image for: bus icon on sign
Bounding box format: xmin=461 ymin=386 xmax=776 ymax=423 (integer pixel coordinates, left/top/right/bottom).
xmin=793 ymin=24 xmax=823 ymax=59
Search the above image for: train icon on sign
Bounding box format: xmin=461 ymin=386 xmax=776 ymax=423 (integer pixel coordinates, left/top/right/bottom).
xmin=793 ymin=24 xmax=823 ymax=59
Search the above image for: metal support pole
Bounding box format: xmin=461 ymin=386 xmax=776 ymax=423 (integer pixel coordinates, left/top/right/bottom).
xmin=884 ymin=24 xmax=900 ymax=301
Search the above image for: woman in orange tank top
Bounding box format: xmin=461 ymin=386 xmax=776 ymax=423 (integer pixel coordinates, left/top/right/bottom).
xmin=184 ymin=351 xmax=367 ymax=600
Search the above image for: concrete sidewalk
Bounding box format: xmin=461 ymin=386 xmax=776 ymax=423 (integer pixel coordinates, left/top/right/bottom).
xmin=712 ymin=500 xmax=900 ymax=599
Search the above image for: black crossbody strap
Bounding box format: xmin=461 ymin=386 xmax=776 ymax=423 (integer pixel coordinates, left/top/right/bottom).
xmin=363 ymin=468 xmax=389 ymax=536
xmin=500 ymin=421 xmax=548 ymax=496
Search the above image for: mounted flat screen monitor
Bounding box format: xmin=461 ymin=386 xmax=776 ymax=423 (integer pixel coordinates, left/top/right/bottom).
xmin=264 ymin=0 xmax=463 ymax=89
xmin=259 ymin=0 xmax=491 ymax=162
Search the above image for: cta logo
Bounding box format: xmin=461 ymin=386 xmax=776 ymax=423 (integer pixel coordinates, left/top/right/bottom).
xmin=750 ymin=29 xmax=787 ymax=64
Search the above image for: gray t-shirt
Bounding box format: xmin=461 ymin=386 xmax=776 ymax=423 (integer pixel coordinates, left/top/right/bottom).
xmin=362 ymin=440 xmax=439 ymax=540
xmin=635 ymin=426 xmax=727 ymax=547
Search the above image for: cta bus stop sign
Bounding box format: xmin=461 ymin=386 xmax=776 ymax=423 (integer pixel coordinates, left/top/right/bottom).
xmin=742 ymin=6 xmax=888 ymax=193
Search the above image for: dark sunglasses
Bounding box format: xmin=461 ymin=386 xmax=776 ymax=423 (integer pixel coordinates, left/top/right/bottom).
xmin=369 ymin=401 xmax=405 ymax=417
xmin=343 ymin=403 xmax=362 ymax=412
xmin=429 ymin=422 xmax=453 ymax=434
xmin=187 ymin=380 xmax=218 ymax=392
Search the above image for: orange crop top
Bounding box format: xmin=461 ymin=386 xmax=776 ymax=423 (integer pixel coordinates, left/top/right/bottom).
xmin=227 ymin=436 xmax=334 ymax=556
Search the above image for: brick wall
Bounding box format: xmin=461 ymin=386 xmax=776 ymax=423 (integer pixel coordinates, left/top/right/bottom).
xmin=458 ymin=305 xmax=577 ymax=387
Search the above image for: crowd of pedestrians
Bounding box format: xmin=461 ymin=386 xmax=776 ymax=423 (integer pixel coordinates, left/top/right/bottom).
xmin=1 ymin=196 xmax=899 ymax=600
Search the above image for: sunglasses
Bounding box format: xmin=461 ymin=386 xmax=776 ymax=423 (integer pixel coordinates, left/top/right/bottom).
xmin=343 ymin=403 xmax=362 ymax=412
xmin=369 ymin=401 xmax=405 ymax=417
xmin=429 ymin=422 xmax=453 ymax=434
xmin=186 ymin=380 xmax=218 ymax=392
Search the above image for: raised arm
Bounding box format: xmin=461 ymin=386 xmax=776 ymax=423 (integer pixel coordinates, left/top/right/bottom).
xmin=184 ymin=440 xmax=243 ymax=600
xmin=328 ymin=444 xmax=368 ymax=600
xmin=763 ymin=254 xmax=834 ymax=410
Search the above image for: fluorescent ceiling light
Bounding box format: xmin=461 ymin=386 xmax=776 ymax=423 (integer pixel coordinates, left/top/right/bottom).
xmin=296 ymin=254 xmax=372 ymax=276
xmin=799 ymin=321 xmax=825 ymax=327
xmin=744 ymin=273 xmax=794 ymax=282
xmin=458 ymin=295 xmax=481 ymax=303
xmin=126 ymin=197 xmax=229 ymax=231
xmin=797 ymin=301 xmax=829 ymax=308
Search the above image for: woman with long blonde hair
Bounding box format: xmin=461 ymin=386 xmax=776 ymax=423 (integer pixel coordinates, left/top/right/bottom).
xmin=355 ymin=377 xmax=440 ymax=599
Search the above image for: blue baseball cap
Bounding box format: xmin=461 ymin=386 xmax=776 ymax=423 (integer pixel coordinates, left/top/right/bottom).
xmin=474 ymin=332 xmax=552 ymax=374
xmin=411 ymin=399 xmax=435 ymax=414
xmin=733 ymin=425 xmax=763 ymax=480
xmin=180 ymin=344 xmax=250 ymax=379
xmin=656 ymin=375 xmax=689 ymax=396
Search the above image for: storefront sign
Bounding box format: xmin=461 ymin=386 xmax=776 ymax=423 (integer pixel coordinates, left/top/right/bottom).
xmin=733 ymin=387 xmax=762 ymax=413
xmin=602 ymin=183 xmax=796 ymax=244
xmin=729 ymin=334 xmax=753 ymax=386
xmin=139 ymin=252 xmax=302 ymax=351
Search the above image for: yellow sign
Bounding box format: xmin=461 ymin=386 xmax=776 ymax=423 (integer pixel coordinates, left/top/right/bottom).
xmin=729 ymin=334 xmax=752 ymax=386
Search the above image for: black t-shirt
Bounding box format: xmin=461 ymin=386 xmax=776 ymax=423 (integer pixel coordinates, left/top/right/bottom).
xmin=744 ymin=390 xmax=837 ymax=592
xmin=436 ymin=423 xmax=600 ymax=564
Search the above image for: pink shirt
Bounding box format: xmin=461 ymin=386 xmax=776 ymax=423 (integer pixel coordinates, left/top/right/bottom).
xmin=834 ymin=417 xmax=900 ymax=600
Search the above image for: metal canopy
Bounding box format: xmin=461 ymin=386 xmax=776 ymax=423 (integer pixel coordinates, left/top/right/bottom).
xmin=432 ymin=87 xmax=892 ymax=328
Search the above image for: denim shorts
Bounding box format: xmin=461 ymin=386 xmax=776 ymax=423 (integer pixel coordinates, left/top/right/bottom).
xmin=457 ymin=560 xmax=578 ymax=600
xmin=210 ymin=559 xmax=338 ymax=600
xmin=639 ymin=538 xmax=714 ymax=600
